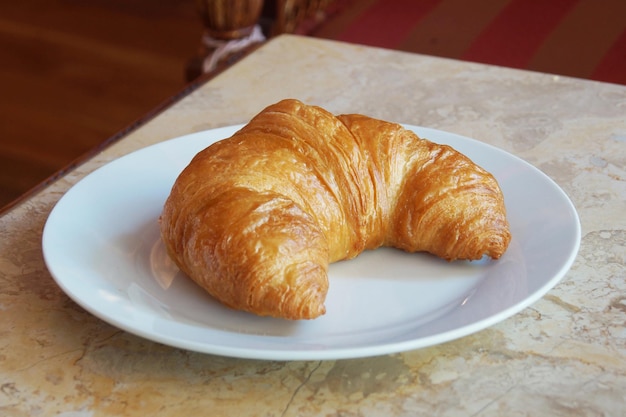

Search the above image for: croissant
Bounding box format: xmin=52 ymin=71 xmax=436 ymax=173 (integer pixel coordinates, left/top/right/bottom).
xmin=160 ymin=99 xmax=511 ymax=320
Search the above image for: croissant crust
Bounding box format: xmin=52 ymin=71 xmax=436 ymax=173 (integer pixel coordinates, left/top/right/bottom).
xmin=160 ymin=99 xmax=511 ymax=320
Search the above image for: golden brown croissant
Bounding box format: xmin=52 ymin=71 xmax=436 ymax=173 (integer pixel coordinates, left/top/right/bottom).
xmin=160 ymin=99 xmax=511 ymax=320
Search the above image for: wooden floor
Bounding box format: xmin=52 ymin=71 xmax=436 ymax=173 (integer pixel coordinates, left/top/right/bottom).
xmin=0 ymin=0 xmax=201 ymax=210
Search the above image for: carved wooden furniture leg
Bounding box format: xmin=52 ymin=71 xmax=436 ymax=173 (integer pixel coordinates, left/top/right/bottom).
xmin=186 ymin=0 xmax=266 ymax=81
xmin=271 ymin=0 xmax=335 ymax=36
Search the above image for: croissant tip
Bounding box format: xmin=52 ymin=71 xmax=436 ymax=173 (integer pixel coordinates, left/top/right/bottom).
xmin=267 ymin=305 xmax=326 ymax=321
xmin=293 ymin=299 xmax=327 ymax=320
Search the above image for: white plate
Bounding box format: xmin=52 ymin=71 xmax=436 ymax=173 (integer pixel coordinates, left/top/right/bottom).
xmin=42 ymin=124 xmax=580 ymax=361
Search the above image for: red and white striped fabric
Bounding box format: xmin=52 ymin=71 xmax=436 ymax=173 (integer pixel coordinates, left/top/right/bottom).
xmin=308 ymin=0 xmax=626 ymax=85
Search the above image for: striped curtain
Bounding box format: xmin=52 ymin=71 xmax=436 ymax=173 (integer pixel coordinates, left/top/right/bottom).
xmin=309 ymin=0 xmax=626 ymax=85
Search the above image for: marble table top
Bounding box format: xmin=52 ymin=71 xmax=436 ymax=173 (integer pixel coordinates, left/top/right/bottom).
xmin=1 ymin=35 xmax=624 ymax=416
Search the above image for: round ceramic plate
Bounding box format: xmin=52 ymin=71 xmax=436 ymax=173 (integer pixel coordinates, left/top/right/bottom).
xmin=42 ymin=124 xmax=581 ymax=360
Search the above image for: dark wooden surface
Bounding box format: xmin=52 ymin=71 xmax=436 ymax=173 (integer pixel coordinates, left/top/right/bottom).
xmin=0 ymin=0 xmax=201 ymax=210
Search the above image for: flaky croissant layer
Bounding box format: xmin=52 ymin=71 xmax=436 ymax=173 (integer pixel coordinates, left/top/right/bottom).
xmin=160 ymin=99 xmax=511 ymax=320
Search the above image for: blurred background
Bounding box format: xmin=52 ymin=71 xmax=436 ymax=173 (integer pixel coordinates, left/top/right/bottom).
xmin=1 ymin=0 xmax=624 ymax=210
xmin=0 ymin=0 xmax=199 ymax=209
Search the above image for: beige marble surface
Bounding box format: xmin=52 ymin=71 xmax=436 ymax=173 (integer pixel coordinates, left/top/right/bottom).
xmin=1 ymin=35 xmax=625 ymax=416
